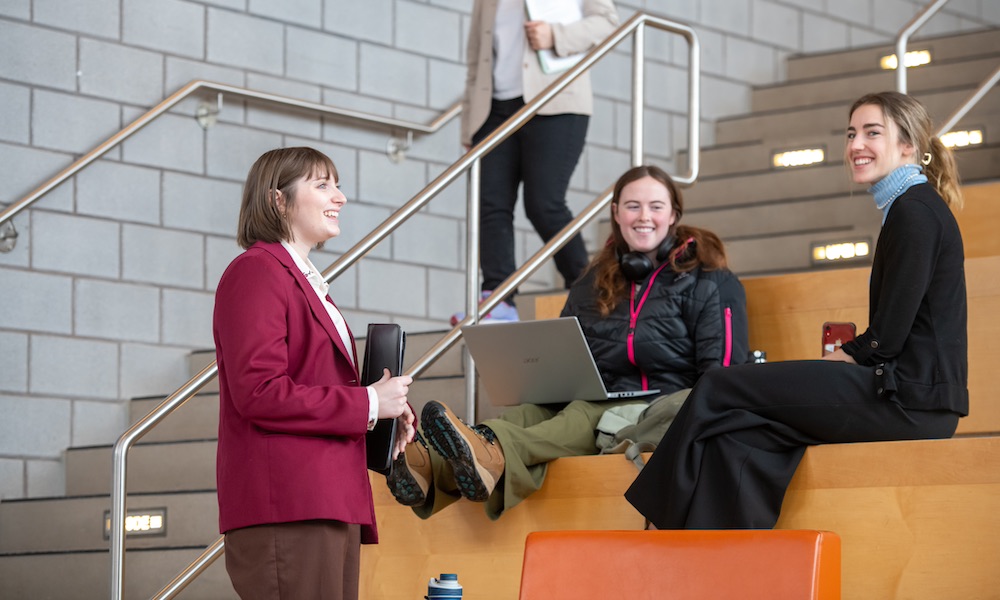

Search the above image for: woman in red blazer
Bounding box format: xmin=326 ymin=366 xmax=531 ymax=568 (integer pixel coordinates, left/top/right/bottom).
xmin=213 ymin=147 xmax=414 ymax=600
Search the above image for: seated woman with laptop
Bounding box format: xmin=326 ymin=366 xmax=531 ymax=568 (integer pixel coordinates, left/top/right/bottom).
xmin=386 ymin=165 xmax=749 ymax=520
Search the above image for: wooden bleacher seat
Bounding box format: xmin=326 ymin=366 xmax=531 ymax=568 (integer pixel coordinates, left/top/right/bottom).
xmin=360 ymin=185 xmax=1000 ymax=599
xmin=363 ymin=436 xmax=1000 ymax=599
xmin=518 ymin=529 xmax=841 ymax=600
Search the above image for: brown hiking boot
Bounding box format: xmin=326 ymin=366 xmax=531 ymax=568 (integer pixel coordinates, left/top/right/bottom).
xmin=421 ymin=400 xmax=505 ymax=502
xmin=385 ymin=431 xmax=432 ymax=506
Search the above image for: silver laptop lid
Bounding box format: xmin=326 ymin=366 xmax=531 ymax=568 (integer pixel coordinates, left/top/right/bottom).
xmin=461 ymin=317 xmax=644 ymax=406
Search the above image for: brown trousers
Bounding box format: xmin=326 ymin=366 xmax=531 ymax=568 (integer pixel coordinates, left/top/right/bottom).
xmin=224 ymin=520 xmax=361 ymax=600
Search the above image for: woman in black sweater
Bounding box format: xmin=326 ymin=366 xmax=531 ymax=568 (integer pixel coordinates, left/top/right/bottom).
xmin=626 ymin=91 xmax=968 ymax=529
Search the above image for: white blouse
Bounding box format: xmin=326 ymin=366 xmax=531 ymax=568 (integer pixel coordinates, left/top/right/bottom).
xmin=281 ymin=241 xmax=378 ymax=429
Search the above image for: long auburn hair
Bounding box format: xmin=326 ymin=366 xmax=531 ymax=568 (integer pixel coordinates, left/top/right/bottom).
xmin=586 ymin=165 xmax=728 ymax=316
xmin=848 ymin=92 xmax=962 ymax=209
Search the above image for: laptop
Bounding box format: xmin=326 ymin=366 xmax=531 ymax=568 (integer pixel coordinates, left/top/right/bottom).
xmin=461 ymin=317 xmax=661 ymax=406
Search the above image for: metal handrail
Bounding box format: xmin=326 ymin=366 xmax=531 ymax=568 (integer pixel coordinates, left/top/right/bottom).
xmin=111 ymin=11 xmax=700 ymax=599
xmin=0 ymin=81 xmax=461 ymax=230
xmin=150 ymin=537 xmax=225 ymax=600
xmin=937 ymin=64 xmax=1000 ymax=137
xmin=895 ymin=0 xmax=950 ymax=94
xmin=894 ymin=0 xmax=1000 ymax=139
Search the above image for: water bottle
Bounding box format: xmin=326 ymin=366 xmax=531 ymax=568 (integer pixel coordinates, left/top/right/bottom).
xmin=426 ymin=573 xmax=463 ymax=599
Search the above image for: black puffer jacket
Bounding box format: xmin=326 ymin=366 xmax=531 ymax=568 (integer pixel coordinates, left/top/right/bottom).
xmin=561 ymin=265 xmax=749 ymax=395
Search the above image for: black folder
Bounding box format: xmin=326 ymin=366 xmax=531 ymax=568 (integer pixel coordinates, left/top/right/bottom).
xmin=361 ymin=323 xmax=405 ymax=473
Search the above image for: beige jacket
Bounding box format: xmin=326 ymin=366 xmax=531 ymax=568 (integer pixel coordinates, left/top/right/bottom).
xmin=461 ymin=0 xmax=620 ymax=146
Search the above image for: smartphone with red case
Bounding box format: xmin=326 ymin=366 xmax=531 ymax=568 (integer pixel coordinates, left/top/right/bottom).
xmin=822 ymin=322 xmax=856 ymax=357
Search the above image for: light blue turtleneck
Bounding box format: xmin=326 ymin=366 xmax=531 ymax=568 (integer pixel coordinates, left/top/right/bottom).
xmin=868 ymin=163 xmax=928 ymax=225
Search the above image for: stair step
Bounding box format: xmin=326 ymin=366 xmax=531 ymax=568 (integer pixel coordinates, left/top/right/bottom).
xmin=687 ymin=162 xmax=848 ymax=210
xmin=0 ymin=546 xmax=236 ymax=600
xmin=686 ymin=192 xmax=875 ymax=243
xmin=715 ymin=85 xmax=1000 ymax=145
xmin=686 ymin=120 xmax=998 ymax=184
xmin=128 ymin=372 xmax=484 ymax=439
xmin=185 ymin=329 xmax=467 ymax=395
xmin=0 ymin=491 xmax=218 ymax=554
xmin=681 ymin=133 xmax=845 ymax=178
xmin=785 ymin=28 xmax=1000 ymax=82
xmin=81 ymin=378 xmax=494 ymax=496
xmin=722 ymin=224 xmax=880 ymax=275
xmin=684 ymin=142 xmax=999 ymax=276
xmin=360 ymin=329 xmax=466 ymax=379
xmin=65 ymin=440 xmax=217 ymax=496
xmin=186 ymin=350 xmax=218 ymax=393
xmin=685 ymin=142 xmax=999 ymax=212
xmin=755 ymin=54 xmax=1000 ymax=113
xmin=702 ymin=180 xmax=1000 ymax=276
xmin=129 ymin=393 xmax=220 ymax=443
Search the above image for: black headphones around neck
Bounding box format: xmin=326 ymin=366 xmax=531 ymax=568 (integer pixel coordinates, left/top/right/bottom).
xmin=618 ymin=234 xmax=677 ymax=281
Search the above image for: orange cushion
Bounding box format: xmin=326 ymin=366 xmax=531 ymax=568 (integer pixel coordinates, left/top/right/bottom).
xmin=518 ymin=529 xmax=840 ymax=600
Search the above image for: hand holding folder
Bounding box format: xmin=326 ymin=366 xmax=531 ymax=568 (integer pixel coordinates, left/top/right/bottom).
xmin=361 ymin=323 xmax=406 ymax=474
xmin=525 ymin=0 xmax=585 ymax=74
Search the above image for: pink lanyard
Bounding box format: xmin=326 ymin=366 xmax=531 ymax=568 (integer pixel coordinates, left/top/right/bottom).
xmin=627 ymin=261 xmax=671 ymax=390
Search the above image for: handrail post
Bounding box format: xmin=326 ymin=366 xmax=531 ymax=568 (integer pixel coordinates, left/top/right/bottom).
xmin=109 ymin=362 xmax=218 ymax=600
xmin=896 ymin=0 xmax=951 ymax=93
xmin=109 ymin=433 xmax=132 ymax=600
xmin=684 ymin=27 xmax=701 ymax=184
xmin=466 ymin=159 xmax=481 ymax=421
xmin=632 ymin=22 xmax=645 ymax=166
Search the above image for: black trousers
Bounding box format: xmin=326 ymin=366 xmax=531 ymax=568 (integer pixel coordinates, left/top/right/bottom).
xmin=625 ymin=361 xmax=960 ymax=530
xmin=473 ymin=97 xmax=590 ymax=293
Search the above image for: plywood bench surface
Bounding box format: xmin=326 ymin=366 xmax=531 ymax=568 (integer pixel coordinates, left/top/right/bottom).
xmin=362 ymin=436 xmax=1000 ymax=600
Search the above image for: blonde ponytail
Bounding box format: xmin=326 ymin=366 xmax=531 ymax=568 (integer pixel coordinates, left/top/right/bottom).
xmin=925 ymin=135 xmax=963 ymax=210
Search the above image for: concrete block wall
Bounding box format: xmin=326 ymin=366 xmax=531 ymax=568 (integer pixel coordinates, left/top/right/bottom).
xmin=1 ymin=0 xmax=997 ymax=500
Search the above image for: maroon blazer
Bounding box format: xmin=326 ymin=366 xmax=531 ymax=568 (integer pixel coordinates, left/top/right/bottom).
xmin=213 ymin=241 xmax=378 ymax=543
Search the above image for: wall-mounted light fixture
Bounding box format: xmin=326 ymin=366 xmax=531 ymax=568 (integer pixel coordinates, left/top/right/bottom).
xmin=879 ymin=50 xmax=931 ymax=70
xmin=940 ymin=128 xmax=984 ymax=148
xmin=772 ymin=148 xmax=825 ymax=169
xmin=103 ymin=508 xmax=167 ymax=539
xmin=811 ymin=239 xmax=871 ymax=265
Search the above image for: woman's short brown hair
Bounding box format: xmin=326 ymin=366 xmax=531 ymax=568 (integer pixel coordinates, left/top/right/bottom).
xmin=236 ymin=147 xmax=339 ymax=249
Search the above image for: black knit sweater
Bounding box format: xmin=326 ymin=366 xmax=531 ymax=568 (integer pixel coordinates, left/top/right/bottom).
xmin=841 ymin=183 xmax=968 ymax=414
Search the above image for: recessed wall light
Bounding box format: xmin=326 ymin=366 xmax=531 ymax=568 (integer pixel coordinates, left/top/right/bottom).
xmin=103 ymin=508 xmax=167 ymax=539
xmin=772 ymin=148 xmax=825 ymax=168
xmin=880 ymin=50 xmax=931 ymax=70
xmin=940 ymin=129 xmax=984 ymax=148
xmin=811 ymin=240 xmax=871 ymax=265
